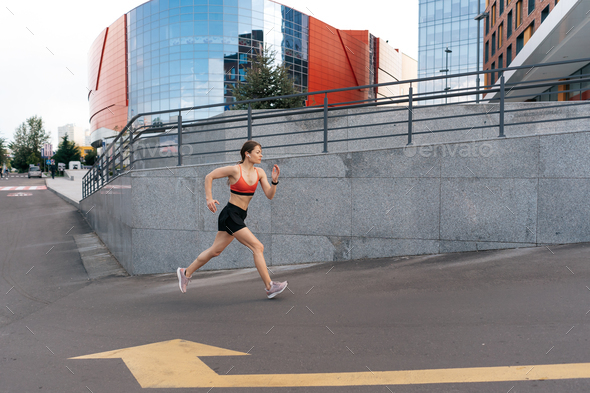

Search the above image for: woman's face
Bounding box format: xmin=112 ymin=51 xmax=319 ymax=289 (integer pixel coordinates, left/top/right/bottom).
xmin=249 ymin=146 xmax=262 ymax=163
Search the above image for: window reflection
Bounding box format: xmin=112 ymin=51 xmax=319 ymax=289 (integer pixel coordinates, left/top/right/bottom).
xmin=418 ymin=0 xmax=484 ymax=104
xmin=127 ymin=0 xmax=308 ymax=120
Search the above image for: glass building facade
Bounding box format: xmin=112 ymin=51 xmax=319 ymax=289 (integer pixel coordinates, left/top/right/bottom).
xmin=126 ymin=0 xmax=308 ymax=123
xmin=88 ymin=0 xmax=415 ymax=138
xmin=418 ymin=0 xmax=485 ymax=103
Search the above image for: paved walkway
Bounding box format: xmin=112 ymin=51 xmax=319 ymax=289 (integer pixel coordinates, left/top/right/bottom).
xmin=45 ymin=170 xmax=87 ymax=207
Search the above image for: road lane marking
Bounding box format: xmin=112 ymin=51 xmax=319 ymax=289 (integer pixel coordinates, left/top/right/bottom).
xmin=0 ymin=186 xmax=47 ymax=191
xmin=71 ymin=340 xmax=590 ymax=388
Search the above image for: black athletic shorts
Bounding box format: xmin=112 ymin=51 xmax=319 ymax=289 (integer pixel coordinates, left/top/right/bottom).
xmin=218 ymin=202 xmax=248 ymax=235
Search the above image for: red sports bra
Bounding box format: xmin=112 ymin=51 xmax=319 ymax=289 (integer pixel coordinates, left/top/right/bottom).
xmin=230 ymin=165 xmax=259 ymax=196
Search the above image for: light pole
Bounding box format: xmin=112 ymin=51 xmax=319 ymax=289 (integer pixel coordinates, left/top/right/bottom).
xmin=475 ymin=7 xmax=489 ymax=104
xmin=439 ymin=47 xmax=452 ymax=104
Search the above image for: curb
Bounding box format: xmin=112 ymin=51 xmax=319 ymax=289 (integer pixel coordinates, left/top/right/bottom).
xmin=45 ymin=179 xmax=80 ymax=210
xmin=73 ymin=233 xmax=129 ymax=279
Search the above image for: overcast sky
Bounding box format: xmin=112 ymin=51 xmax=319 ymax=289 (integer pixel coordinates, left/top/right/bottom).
xmin=0 ymin=0 xmax=418 ymax=146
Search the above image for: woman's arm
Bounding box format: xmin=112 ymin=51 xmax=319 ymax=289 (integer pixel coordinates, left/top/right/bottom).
xmin=204 ymin=165 xmax=238 ymax=212
xmin=258 ymin=165 xmax=280 ymax=200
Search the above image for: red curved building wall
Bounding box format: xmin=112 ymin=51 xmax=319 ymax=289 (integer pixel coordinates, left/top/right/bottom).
xmin=88 ymin=15 xmax=128 ymax=133
xmin=307 ymin=17 xmax=370 ymax=106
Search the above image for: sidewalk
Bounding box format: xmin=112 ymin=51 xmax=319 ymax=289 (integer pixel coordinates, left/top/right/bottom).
xmin=45 ymin=169 xmax=87 ymax=208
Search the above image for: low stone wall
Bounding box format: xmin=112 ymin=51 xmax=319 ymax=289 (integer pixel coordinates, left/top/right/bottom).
xmin=81 ymin=128 xmax=590 ymax=275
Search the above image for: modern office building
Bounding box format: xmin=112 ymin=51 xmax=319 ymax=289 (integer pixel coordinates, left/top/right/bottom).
xmin=57 ymin=124 xmax=86 ymax=146
xmin=88 ymin=0 xmax=417 ymax=143
xmin=418 ymin=0 xmax=486 ymax=103
xmin=483 ymin=0 xmax=590 ymax=101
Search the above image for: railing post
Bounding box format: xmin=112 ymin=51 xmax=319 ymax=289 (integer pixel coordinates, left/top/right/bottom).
xmin=106 ymin=151 xmax=110 ymax=183
xmin=323 ymin=93 xmax=328 ymax=153
xmin=177 ymin=111 xmax=183 ymax=166
xmin=499 ymin=75 xmax=505 ymax=138
xmin=407 ymin=85 xmax=414 ymax=145
xmin=129 ymin=126 xmax=134 ymax=171
xmin=247 ymin=103 xmax=252 ymax=140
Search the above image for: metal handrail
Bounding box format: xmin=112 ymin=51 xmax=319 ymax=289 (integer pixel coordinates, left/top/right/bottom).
xmin=83 ymin=56 xmax=590 ymax=199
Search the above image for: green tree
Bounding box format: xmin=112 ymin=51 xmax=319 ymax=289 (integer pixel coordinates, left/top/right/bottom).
xmin=83 ymin=147 xmax=98 ymax=166
xmin=9 ymin=116 xmax=50 ymax=172
xmin=231 ymin=45 xmax=305 ymax=109
xmin=52 ymin=134 xmax=81 ymax=169
xmin=0 ymin=137 xmax=8 ymax=168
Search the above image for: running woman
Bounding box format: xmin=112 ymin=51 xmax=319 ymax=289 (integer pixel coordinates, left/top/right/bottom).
xmin=176 ymin=140 xmax=288 ymax=299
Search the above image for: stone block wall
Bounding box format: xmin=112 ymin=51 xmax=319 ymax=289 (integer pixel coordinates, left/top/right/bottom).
xmin=81 ymin=129 xmax=590 ymax=274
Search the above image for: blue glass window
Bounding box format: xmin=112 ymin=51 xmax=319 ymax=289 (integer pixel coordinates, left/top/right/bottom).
xmin=194 ymin=59 xmax=209 ymax=73
xmin=180 ymin=59 xmax=194 ymax=74
xmin=170 ymin=60 xmax=181 ymax=75
xmin=238 ymin=7 xmax=252 ymax=17
xmin=252 ymin=0 xmax=263 ymax=12
xmin=224 ymin=13 xmax=238 ymax=22
xmin=181 ymin=21 xmax=193 ymax=36
xmin=210 ymin=20 xmax=223 ymax=35
xmin=159 ymin=26 xmax=168 ymax=41
xmin=169 ymin=23 xmax=180 ymax=38
xmin=224 ymin=22 xmax=238 ymax=36
xmin=194 ymin=21 xmax=208 ymax=35
xmin=224 ymin=6 xmax=238 ymax=15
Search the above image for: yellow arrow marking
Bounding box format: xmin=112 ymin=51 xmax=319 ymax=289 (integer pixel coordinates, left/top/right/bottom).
xmin=71 ymin=339 xmax=590 ymax=388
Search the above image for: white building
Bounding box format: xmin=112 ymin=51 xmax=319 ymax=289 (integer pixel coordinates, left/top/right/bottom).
xmin=58 ymin=124 xmax=86 ymax=147
xmin=84 ymin=129 xmax=91 ymax=146
xmin=376 ymin=40 xmax=418 ymax=103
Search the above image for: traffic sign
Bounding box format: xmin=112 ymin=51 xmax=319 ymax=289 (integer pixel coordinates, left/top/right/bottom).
xmin=72 ymin=339 xmax=590 ymax=388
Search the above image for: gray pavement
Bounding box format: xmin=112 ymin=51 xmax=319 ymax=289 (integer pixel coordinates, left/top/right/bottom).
xmin=1 ymin=176 xmax=590 ymax=392
xmin=45 ymin=170 xmax=85 ymax=207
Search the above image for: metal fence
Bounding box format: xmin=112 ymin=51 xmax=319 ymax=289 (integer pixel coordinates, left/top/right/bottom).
xmin=83 ymin=57 xmax=590 ymax=199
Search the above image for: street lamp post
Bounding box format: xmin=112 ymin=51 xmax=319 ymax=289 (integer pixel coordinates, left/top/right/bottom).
xmin=475 ymin=7 xmax=489 ymax=104
xmin=439 ymin=47 xmax=452 ymax=104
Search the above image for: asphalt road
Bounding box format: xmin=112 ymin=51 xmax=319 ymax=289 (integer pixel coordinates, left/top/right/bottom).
xmin=1 ymin=177 xmax=589 ymax=392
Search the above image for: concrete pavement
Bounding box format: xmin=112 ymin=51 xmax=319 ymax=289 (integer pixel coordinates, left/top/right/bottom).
xmin=2 ymin=179 xmax=590 ymax=392
xmin=45 ymin=170 xmax=86 ymax=207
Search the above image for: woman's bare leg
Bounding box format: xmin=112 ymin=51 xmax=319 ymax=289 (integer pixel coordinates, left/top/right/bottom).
xmin=185 ymin=231 xmax=234 ymax=277
xmin=231 ymin=227 xmax=272 ymax=290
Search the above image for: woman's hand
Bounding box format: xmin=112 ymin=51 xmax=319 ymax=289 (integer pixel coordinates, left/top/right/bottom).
xmin=272 ymin=164 xmax=280 ymax=183
xmin=207 ymin=198 xmax=220 ymax=213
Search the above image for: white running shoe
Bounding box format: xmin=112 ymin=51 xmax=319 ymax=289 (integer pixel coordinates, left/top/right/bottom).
xmin=177 ymin=268 xmax=191 ymax=293
xmin=265 ymin=281 xmax=288 ymax=299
